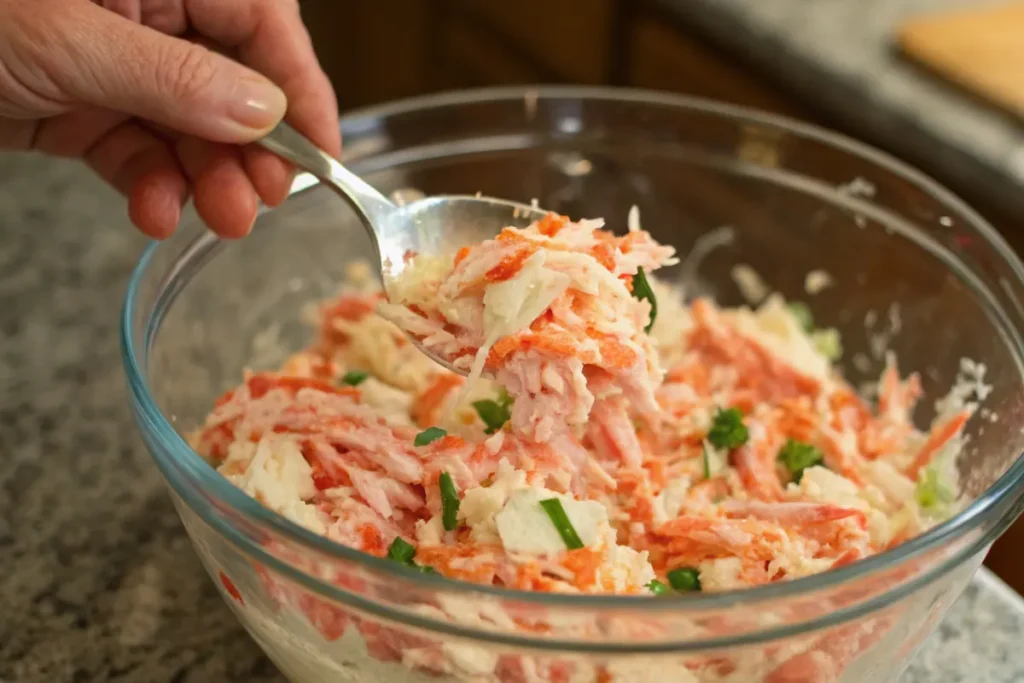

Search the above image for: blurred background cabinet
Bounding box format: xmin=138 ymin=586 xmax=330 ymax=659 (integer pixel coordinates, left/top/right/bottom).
xmin=300 ymin=0 xmax=813 ymax=113
xmin=299 ymin=0 xmax=1024 ymax=592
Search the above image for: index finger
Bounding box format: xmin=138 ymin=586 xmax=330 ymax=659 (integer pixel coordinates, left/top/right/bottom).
xmin=185 ymin=0 xmax=340 ymax=206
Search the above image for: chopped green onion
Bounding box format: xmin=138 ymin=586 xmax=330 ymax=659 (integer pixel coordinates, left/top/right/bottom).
xmin=787 ymin=301 xmax=842 ymax=361
xmin=632 ymin=267 xmax=658 ymax=333
xmin=439 ymin=472 xmax=460 ymax=531
xmin=341 ymin=369 xmax=369 ymax=386
xmin=414 ymin=426 xmax=447 ymax=447
xmin=915 ymin=467 xmax=955 ymax=510
xmin=646 ymin=579 xmax=670 ymax=596
xmin=386 ymin=537 xmax=438 ymax=575
xmin=539 ymin=498 xmax=584 ymax=550
xmin=701 ymin=443 xmax=712 ymax=480
xmin=777 ymin=439 xmax=825 ymax=483
xmin=667 ymin=567 xmax=701 ymax=592
xmin=387 ymin=537 xmax=416 ymax=564
xmin=811 ymin=328 xmax=843 ymax=362
xmin=707 ymin=408 xmax=749 ymax=450
xmin=473 ymin=388 xmax=514 ymax=434
xmin=472 ymin=401 xmax=509 ymax=434
xmin=787 ymin=301 xmax=815 ymax=333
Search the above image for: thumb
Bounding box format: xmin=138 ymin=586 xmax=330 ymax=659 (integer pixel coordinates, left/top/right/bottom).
xmin=47 ymin=1 xmax=287 ymax=143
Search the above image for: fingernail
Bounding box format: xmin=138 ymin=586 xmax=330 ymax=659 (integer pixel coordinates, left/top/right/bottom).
xmin=228 ymin=76 xmax=287 ymax=132
xmin=284 ymin=166 xmax=297 ymax=195
xmin=243 ymin=210 xmax=258 ymax=237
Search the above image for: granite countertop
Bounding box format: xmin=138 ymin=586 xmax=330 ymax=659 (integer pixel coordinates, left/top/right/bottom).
xmin=2 ymin=146 xmax=1024 ymax=683
xmin=664 ymin=0 xmax=1024 ymax=217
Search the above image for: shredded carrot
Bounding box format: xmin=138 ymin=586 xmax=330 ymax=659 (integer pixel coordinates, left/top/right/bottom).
xmin=246 ymin=373 xmax=359 ymax=400
xmin=587 ymin=327 xmax=639 ymax=369
xmin=323 ymin=293 xmax=380 ymax=322
xmin=411 ymin=374 xmax=463 ymax=427
xmin=485 ymin=246 xmax=535 ymax=282
xmin=560 ymin=547 xmax=603 ymax=589
xmin=731 ymin=437 xmax=786 ymax=502
xmin=415 ymin=544 xmax=501 ymax=583
xmin=536 ymin=212 xmax=568 ymax=236
xmin=906 ymin=410 xmax=970 ymax=479
xmin=590 ymin=241 xmax=617 ymax=271
xmin=496 ymin=227 xmax=528 ymax=242
xmin=218 ymin=571 xmax=244 ymax=605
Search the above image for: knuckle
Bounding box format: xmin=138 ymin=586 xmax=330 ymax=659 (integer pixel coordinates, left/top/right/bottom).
xmin=157 ymin=42 xmax=219 ymax=103
xmin=139 ymin=0 xmax=189 ymax=35
xmin=0 ymin=2 xmax=76 ymax=113
xmin=266 ymin=0 xmax=302 ymax=18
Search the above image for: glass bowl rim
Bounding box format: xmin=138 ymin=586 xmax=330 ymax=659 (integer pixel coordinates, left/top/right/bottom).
xmin=121 ymin=84 xmax=1024 ymax=621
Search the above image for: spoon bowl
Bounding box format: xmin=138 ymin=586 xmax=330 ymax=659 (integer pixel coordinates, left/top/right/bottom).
xmin=373 ymin=194 xmax=549 ymax=280
xmin=257 ymin=122 xmax=548 ymax=374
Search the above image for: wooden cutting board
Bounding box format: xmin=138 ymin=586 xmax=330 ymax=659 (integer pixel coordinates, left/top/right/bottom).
xmin=898 ymin=2 xmax=1024 ymax=120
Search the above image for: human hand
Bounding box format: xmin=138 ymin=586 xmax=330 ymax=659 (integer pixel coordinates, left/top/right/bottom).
xmin=0 ymin=0 xmax=340 ymax=238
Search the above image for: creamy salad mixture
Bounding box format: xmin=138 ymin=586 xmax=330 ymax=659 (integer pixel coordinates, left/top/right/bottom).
xmin=194 ymin=210 xmax=986 ymax=682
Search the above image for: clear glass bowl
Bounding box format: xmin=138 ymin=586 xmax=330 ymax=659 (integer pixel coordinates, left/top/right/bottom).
xmin=122 ymin=87 xmax=1024 ymax=683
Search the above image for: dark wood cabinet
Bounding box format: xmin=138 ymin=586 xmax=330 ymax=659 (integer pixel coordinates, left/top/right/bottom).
xmin=301 ymin=0 xmax=436 ymax=109
xmin=626 ymin=14 xmax=806 ymax=117
xmin=433 ymin=9 xmax=546 ymax=87
xmin=448 ymin=0 xmax=616 ymax=83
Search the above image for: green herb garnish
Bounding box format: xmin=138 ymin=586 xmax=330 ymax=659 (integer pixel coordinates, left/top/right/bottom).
xmin=414 ymin=426 xmax=447 ymax=447
xmin=667 ymin=567 xmax=701 ymax=592
xmin=777 ymin=439 xmax=825 ymax=483
xmin=707 ymin=408 xmax=749 ymax=450
xmin=632 ymin=267 xmax=658 ymax=333
xmin=701 ymin=443 xmax=712 ymax=480
xmin=787 ymin=301 xmax=842 ymax=360
xmin=915 ymin=468 xmax=954 ymax=510
xmin=539 ymin=498 xmax=585 ymax=550
xmin=341 ymin=369 xmax=369 ymax=386
xmin=473 ymin=388 xmax=514 ymax=434
xmin=387 ymin=537 xmax=416 ymax=564
xmin=386 ymin=538 xmax=438 ymax=575
xmin=646 ymin=579 xmax=670 ymax=596
xmin=439 ymin=472 xmax=460 ymax=531
xmin=787 ymin=301 xmax=815 ymax=333
xmin=811 ymin=328 xmax=843 ymax=362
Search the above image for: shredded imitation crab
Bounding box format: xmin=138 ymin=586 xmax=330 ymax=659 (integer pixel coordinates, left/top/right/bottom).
xmin=192 ymin=212 xmax=983 ymax=678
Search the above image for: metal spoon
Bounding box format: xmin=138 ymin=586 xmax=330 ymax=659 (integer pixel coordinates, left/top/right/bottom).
xmin=257 ymin=121 xmax=547 ymax=375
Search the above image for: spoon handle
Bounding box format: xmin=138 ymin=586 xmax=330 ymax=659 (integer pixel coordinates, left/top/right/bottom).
xmin=257 ymin=122 xmax=394 ymax=222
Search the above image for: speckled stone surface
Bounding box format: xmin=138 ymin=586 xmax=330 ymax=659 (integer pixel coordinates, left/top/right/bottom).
xmin=1 ymin=153 xmax=1023 ymax=683
xmin=662 ymin=0 xmax=1024 ymax=215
